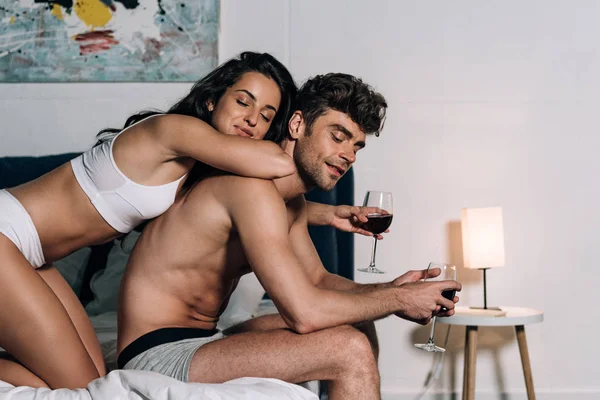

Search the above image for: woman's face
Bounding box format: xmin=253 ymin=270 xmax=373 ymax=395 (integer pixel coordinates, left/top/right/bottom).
xmin=209 ymin=72 xmax=281 ymax=140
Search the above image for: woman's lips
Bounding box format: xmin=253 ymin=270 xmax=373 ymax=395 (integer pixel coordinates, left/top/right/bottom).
xmin=234 ymin=126 xmax=252 ymax=137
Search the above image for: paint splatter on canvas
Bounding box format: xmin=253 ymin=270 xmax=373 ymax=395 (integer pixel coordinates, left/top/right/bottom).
xmin=0 ymin=0 xmax=219 ymax=82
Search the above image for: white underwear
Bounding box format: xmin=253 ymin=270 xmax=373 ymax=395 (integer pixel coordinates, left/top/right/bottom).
xmin=0 ymin=189 xmax=46 ymax=268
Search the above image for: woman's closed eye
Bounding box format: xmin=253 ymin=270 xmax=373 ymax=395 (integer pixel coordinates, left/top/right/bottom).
xmin=236 ymin=100 xmax=249 ymax=107
xmin=261 ymin=113 xmax=271 ymax=123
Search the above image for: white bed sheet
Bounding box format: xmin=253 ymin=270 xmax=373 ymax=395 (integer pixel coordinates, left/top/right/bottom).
xmin=0 ymin=370 xmax=317 ymax=400
xmin=0 ymin=311 xmax=318 ymax=400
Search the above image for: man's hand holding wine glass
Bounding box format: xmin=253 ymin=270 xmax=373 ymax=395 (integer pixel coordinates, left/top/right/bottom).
xmin=412 ymin=263 xmax=461 ymax=352
xmin=328 ymin=205 xmax=389 ymax=239
xmin=390 ymin=268 xmax=462 ymax=325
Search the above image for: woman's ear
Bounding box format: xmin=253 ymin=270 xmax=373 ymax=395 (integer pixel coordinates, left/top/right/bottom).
xmin=288 ymin=111 xmax=304 ymax=140
xmin=206 ymin=100 xmax=214 ymax=112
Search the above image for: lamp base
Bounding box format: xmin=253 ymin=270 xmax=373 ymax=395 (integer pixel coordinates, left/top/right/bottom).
xmin=467 ymin=307 xmax=506 ymax=317
xmin=469 ymin=306 xmax=502 ymax=311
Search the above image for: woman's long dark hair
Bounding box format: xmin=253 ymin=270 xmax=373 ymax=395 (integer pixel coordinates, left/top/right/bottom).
xmin=96 ymin=51 xmax=297 ymax=145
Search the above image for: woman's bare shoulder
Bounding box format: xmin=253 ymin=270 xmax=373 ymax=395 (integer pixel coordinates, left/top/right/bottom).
xmin=145 ymin=114 xmax=208 ymax=131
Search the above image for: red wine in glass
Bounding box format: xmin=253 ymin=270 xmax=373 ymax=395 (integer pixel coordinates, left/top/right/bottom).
xmin=440 ymin=289 xmax=457 ymax=311
xmin=362 ymin=214 xmax=393 ymax=235
xmin=358 ymin=191 xmax=393 ymax=274
xmin=442 ymin=290 xmax=456 ymax=302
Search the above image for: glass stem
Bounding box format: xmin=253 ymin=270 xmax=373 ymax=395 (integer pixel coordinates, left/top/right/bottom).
xmin=369 ymin=236 xmax=378 ymax=267
xmin=428 ymin=316 xmax=438 ymax=343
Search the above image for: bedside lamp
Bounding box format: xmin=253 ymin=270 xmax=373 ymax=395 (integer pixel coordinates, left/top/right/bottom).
xmin=461 ymin=207 xmax=505 ymax=310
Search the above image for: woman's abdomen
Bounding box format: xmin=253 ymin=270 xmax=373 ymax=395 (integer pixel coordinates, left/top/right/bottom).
xmin=7 ymin=163 xmax=121 ymax=263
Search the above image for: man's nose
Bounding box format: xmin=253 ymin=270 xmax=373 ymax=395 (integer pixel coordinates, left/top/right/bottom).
xmin=340 ymin=148 xmax=356 ymax=165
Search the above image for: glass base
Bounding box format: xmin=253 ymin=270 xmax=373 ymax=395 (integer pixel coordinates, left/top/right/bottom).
xmin=358 ymin=266 xmax=385 ymax=274
xmin=414 ymin=342 xmax=446 ymax=353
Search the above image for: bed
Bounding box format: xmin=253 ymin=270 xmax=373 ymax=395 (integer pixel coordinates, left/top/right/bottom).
xmin=0 ymin=373 xmax=316 ymax=400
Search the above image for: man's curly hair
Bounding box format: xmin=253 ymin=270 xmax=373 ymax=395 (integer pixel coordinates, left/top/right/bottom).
xmin=295 ymin=73 xmax=387 ymax=137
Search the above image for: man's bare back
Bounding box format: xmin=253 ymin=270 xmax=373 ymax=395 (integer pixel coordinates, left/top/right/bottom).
xmin=118 ymin=174 xmax=298 ymax=352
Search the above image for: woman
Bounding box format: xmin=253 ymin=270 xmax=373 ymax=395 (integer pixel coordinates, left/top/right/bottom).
xmin=0 ymin=52 xmax=298 ymax=390
xmin=0 ymin=52 xmax=376 ymax=390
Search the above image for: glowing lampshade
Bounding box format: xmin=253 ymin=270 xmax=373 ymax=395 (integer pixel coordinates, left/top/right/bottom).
xmin=461 ymin=207 xmax=505 ymax=269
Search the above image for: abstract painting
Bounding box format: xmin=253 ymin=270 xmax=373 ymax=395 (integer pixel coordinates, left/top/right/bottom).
xmin=0 ymin=0 xmax=219 ymax=82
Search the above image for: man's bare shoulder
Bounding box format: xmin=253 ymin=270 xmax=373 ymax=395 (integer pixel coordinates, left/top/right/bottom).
xmin=222 ymin=174 xmax=279 ymax=191
xmin=184 ymin=174 xmax=281 ymax=211
xmin=204 ymin=174 xmax=278 ymax=193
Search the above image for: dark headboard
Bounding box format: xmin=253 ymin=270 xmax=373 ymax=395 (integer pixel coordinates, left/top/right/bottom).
xmin=305 ymin=168 xmax=354 ymax=281
xmin=0 ymin=153 xmax=80 ymax=188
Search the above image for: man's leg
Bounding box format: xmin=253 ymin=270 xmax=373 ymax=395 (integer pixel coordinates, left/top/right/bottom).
xmin=192 ymin=320 xmax=380 ymax=400
xmin=225 ymin=314 xmax=379 ymax=397
xmin=353 ymin=320 xmax=379 ymax=362
xmin=225 ymin=313 xmax=379 ymax=361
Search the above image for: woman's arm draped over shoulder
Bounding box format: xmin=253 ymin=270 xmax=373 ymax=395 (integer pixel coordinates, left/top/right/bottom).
xmin=154 ymin=114 xmax=295 ymax=179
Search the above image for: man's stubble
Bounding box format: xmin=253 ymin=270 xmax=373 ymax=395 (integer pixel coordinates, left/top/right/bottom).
xmin=293 ymin=127 xmax=338 ymax=192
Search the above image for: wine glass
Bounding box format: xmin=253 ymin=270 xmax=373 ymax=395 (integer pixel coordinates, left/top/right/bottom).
xmin=414 ymin=262 xmax=457 ymax=352
xmin=357 ymin=191 xmax=393 ymax=274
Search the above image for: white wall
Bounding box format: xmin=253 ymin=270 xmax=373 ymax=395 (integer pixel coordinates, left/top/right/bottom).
xmin=2 ymin=1 xmax=598 ymax=398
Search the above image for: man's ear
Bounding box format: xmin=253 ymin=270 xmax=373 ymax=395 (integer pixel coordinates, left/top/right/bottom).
xmin=206 ymin=100 xmax=214 ymax=112
xmin=288 ymin=111 xmax=304 ymax=140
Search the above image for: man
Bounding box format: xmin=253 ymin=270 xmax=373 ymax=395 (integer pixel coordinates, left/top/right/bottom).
xmin=117 ymin=73 xmax=461 ymax=400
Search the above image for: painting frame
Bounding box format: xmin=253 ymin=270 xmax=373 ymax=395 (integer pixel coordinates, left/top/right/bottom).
xmin=0 ymin=0 xmax=219 ymax=83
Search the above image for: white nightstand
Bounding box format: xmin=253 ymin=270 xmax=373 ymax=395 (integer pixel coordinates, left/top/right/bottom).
xmin=438 ymin=306 xmax=544 ymax=400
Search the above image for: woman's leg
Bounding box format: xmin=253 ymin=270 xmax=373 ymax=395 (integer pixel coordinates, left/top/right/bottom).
xmin=0 ymin=235 xmax=101 ymax=389
xmin=38 ymin=265 xmax=107 ymax=377
xmin=0 ymin=352 xmax=49 ymax=388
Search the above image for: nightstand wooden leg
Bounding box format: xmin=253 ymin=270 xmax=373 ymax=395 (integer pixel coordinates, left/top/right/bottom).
xmin=462 ymin=325 xmax=478 ymax=400
xmin=515 ymin=325 xmax=536 ymax=400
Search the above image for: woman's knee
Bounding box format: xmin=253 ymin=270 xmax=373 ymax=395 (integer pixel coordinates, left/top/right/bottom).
xmin=0 ymin=255 xmax=101 ymax=388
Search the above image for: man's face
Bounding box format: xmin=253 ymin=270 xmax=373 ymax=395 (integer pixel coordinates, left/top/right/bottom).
xmin=293 ymin=110 xmax=366 ymax=191
xmin=210 ymin=72 xmax=281 ymax=140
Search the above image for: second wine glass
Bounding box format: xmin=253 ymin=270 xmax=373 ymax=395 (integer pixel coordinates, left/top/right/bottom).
xmin=413 ymin=262 xmax=457 ymax=352
xmin=357 ymin=191 xmax=393 ymax=274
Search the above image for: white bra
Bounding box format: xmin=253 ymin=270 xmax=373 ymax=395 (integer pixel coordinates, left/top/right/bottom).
xmin=71 ymin=114 xmax=187 ymax=233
